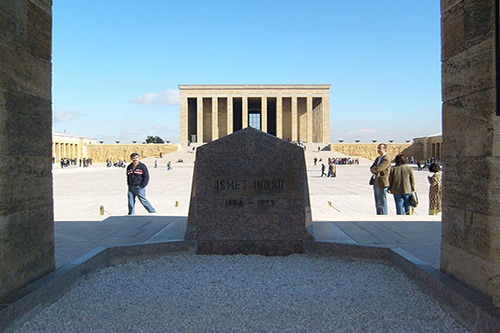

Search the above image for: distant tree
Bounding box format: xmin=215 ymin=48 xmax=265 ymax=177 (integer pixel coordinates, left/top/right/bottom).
xmin=145 ymin=135 xmax=165 ymax=143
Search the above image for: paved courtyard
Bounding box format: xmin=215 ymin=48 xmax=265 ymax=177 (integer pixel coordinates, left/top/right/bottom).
xmin=53 ymin=151 xmax=441 ymax=269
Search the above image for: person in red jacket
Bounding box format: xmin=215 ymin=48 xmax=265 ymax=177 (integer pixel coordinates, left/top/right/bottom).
xmin=126 ymin=153 xmax=156 ymax=215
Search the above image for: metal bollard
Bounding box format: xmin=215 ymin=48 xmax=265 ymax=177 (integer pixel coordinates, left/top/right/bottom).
xmin=99 ymin=205 xmax=104 ymax=215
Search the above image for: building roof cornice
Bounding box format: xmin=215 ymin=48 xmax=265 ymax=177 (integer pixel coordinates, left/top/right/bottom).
xmin=178 ymin=84 xmax=331 ymax=90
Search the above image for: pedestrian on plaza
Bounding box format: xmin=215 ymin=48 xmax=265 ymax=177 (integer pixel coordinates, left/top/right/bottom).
xmin=126 ymin=153 xmax=156 ymax=215
xmin=321 ymin=163 xmax=327 ymax=177
xmin=167 ymin=161 xmax=172 ymax=170
xmin=154 ymin=160 xmax=158 ymax=168
xmin=313 ymin=157 xmax=317 ymax=166
xmin=428 ymin=163 xmax=442 ymax=215
xmin=369 ymin=143 xmax=391 ymax=215
xmin=328 ymin=163 xmax=335 ymax=178
xmin=388 ymin=154 xmax=415 ymax=215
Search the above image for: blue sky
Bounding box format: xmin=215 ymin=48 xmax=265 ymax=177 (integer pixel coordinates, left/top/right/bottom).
xmin=52 ymin=0 xmax=442 ymax=143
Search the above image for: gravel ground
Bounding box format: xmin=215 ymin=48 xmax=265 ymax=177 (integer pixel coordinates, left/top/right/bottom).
xmin=17 ymin=255 xmax=468 ymax=333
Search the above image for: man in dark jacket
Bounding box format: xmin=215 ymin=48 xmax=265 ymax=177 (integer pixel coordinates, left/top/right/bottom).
xmin=126 ymin=153 xmax=156 ymax=215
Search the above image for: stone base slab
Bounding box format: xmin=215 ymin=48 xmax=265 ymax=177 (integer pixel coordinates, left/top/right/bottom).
xmin=195 ymin=240 xmax=310 ymax=256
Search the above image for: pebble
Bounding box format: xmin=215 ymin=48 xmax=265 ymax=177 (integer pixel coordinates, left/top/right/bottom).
xmin=16 ymin=254 xmax=468 ymax=332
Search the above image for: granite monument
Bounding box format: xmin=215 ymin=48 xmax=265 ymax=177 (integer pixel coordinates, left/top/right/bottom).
xmin=185 ymin=127 xmax=314 ymax=255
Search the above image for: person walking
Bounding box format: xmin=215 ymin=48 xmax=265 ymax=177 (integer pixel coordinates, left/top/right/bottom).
xmin=428 ymin=163 xmax=442 ymax=215
xmin=369 ymin=143 xmax=391 ymax=215
xmin=126 ymin=153 xmax=156 ymax=215
xmin=321 ymin=163 xmax=327 ymax=177
xmin=388 ymin=154 xmax=415 ymax=215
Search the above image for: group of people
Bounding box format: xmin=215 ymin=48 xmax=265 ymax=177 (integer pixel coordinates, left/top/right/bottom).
xmin=314 ymin=157 xmax=359 ymax=166
xmin=416 ymin=158 xmax=439 ymax=171
xmin=106 ymin=159 xmax=127 ymax=168
xmin=59 ymin=157 xmax=93 ymax=168
xmin=370 ymin=143 xmax=442 ymax=215
xmin=316 ymin=156 xmax=361 ymax=178
xmin=320 ymin=158 xmax=337 ymax=178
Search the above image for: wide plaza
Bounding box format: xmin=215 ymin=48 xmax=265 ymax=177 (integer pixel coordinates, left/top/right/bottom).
xmin=53 ymin=150 xmax=441 ymax=268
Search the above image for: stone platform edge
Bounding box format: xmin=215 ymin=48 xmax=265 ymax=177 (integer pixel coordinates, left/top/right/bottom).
xmin=0 ymin=240 xmax=498 ymax=333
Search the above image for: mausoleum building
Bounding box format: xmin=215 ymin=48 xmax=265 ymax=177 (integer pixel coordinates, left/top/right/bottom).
xmin=179 ymin=85 xmax=330 ymax=144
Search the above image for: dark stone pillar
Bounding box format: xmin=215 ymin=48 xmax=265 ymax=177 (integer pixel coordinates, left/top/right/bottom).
xmin=441 ymin=0 xmax=500 ymax=306
xmin=0 ymin=0 xmax=54 ymax=301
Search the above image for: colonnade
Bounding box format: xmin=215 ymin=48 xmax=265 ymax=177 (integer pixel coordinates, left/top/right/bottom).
xmin=52 ymin=142 xmax=79 ymax=161
xmin=431 ymin=142 xmax=442 ymax=160
xmin=179 ymin=85 xmax=330 ymax=145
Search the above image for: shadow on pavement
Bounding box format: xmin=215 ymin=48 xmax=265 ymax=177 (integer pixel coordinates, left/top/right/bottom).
xmin=55 ymin=215 xmax=187 ymax=268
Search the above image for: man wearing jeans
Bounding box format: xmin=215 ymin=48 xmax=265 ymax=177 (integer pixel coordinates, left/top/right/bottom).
xmin=370 ymin=143 xmax=391 ymax=215
xmin=126 ymin=153 xmax=156 ymax=215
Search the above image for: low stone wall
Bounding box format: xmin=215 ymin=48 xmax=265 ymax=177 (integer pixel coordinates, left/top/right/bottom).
xmin=86 ymin=144 xmax=178 ymax=162
xmin=329 ymin=143 xmax=421 ymax=161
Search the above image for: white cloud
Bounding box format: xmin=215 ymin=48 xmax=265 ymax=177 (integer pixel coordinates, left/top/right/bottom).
xmin=53 ymin=110 xmax=83 ymax=123
xmin=132 ymin=89 xmax=180 ymax=106
xmin=150 ymin=125 xmax=166 ymax=130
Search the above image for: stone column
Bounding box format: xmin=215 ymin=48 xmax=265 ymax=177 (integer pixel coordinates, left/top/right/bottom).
xmin=441 ymin=0 xmax=500 ymax=306
xmin=261 ymin=97 xmax=267 ymax=132
xmin=276 ymin=97 xmax=283 ymax=138
xmin=197 ymin=97 xmax=203 ymax=143
xmin=242 ymin=96 xmax=248 ymax=128
xmin=180 ymin=95 xmax=187 ymax=145
xmin=227 ymin=97 xmax=233 ymax=134
xmin=322 ymin=94 xmax=330 ymax=143
xmin=291 ymin=97 xmax=298 ymax=141
xmin=0 ymin=0 xmax=54 ymax=302
xmin=307 ymin=96 xmax=313 ymax=142
xmin=212 ymin=97 xmax=218 ymax=141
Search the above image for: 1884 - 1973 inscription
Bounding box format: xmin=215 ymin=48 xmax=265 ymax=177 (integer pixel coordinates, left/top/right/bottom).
xmin=216 ymin=179 xmax=284 ymax=207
